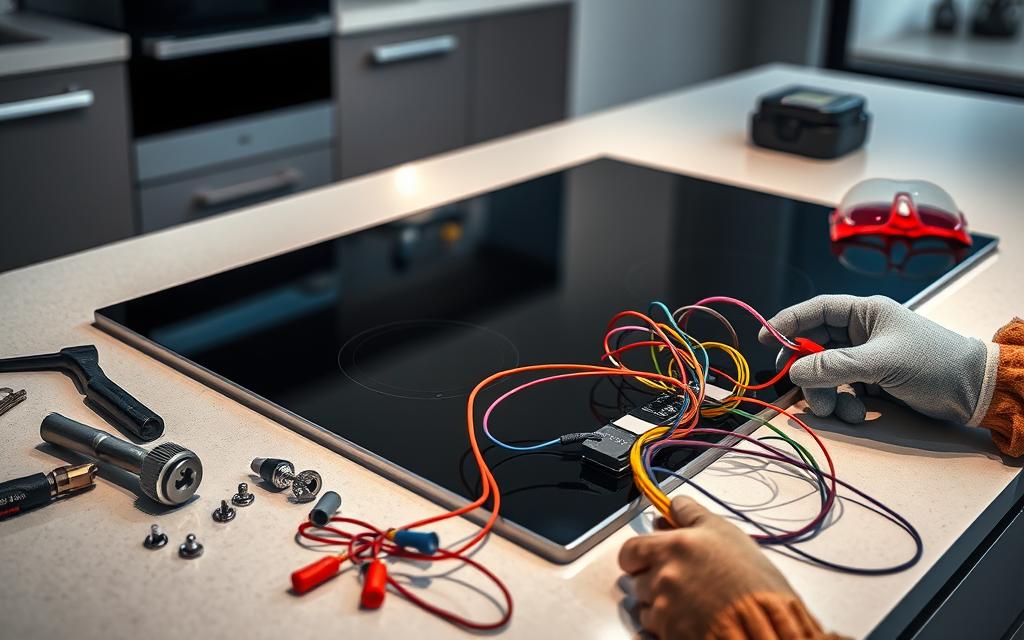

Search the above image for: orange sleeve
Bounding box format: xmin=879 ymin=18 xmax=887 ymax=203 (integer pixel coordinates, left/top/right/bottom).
xmin=705 ymin=592 xmax=848 ymax=640
xmin=980 ymin=319 xmax=1024 ymax=457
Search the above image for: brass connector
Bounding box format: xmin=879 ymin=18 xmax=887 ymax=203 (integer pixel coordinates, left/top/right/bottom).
xmin=48 ymin=463 xmax=98 ymax=498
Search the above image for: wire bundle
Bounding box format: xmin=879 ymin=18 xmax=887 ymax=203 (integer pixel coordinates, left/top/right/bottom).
xmin=293 ymin=296 xmax=923 ymax=630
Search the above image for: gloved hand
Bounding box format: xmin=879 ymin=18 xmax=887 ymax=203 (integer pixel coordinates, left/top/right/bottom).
xmin=758 ymin=295 xmax=994 ymax=425
xmin=619 ymin=495 xmax=794 ymax=640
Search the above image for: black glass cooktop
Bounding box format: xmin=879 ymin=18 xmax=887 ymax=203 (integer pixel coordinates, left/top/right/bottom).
xmin=96 ymin=158 xmax=996 ymax=562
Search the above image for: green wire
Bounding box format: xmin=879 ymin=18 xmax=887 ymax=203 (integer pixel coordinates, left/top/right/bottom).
xmin=722 ymin=406 xmax=821 ymax=473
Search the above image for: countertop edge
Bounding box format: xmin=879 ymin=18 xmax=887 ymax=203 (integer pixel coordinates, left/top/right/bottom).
xmin=0 ymin=13 xmax=129 ymax=79
xmin=335 ymin=0 xmax=573 ymax=36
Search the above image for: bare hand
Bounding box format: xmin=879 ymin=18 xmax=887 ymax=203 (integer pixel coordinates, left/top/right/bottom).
xmin=618 ymin=495 xmax=793 ymax=640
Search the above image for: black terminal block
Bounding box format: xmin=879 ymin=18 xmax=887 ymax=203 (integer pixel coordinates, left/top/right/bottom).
xmin=581 ymin=424 xmax=638 ymax=475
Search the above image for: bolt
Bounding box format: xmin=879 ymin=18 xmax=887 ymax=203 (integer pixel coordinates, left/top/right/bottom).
xmin=179 ymin=533 xmax=204 ymax=559
xmin=289 ymin=469 xmax=323 ymax=503
xmin=231 ymin=482 xmax=255 ymax=507
xmin=250 ymin=458 xmax=322 ymax=501
xmin=212 ymin=499 xmax=236 ymax=523
xmin=143 ymin=524 xmax=168 ymax=549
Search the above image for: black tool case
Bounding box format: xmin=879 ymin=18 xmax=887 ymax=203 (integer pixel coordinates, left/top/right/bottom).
xmin=750 ymin=85 xmax=870 ymax=159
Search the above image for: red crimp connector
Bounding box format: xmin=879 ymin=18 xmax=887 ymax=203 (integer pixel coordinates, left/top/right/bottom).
xmin=361 ymin=560 xmax=388 ymax=610
xmin=793 ymin=337 xmax=825 ymax=356
xmin=291 ymin=556 xmax=343 ymax=594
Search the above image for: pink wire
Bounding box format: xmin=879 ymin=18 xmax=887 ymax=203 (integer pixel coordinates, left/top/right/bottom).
xmin=482 ymin=371 xmax=615 ymax=443
xmin=692 ymin=296 xmax=796 ymax=348
xmin=602 ymin=325 xmax=651 ymax=365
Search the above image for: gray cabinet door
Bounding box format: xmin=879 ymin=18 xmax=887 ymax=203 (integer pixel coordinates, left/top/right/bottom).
xmin=470 ymin=6 xmax=570 ymax=143
xmin=0 ymin=63 xmax=134 ymax=273
xmin=335 ymin=22 xmax=470 ymax=179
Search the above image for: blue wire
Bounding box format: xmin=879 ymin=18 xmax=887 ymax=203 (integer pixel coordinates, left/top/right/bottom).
xmin=488 ymin=302 xmax=700 ymax=450
xmin=484 ymin=433 xmax=562 ymax=451
xmin=647 ymin=300 xmax=710 ymax=379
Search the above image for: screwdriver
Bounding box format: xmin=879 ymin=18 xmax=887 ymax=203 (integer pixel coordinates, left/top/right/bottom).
xmin=0 ymin=463 xmax=98 ymax=520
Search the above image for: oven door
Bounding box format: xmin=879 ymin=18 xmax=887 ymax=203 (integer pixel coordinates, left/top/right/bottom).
xmin=129 ymin=33 xmax=332 ymax=137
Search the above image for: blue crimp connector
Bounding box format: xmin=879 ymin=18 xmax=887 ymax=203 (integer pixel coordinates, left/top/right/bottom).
xmin=391 ymin=529 xmax=439 ymax=555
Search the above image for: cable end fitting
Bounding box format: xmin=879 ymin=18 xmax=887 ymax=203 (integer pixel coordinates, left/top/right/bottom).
xmin=559 ymin=432 xmax=602 ymax=446
xmin=793 ymin=337 xmax=825 ymax=356
xmin=49 ymin=463 xmax=98 ymax=498
xmin=360 ymin=560 xmax=388 ymax=609
xmin=388 ymin=529 xmax=439 ymax=555
xmin=291 ymin=555 xmax=343 ymax=594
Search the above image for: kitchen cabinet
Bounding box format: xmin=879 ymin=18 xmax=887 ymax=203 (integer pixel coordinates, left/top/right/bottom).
xmin=470 ymin=6 xmax=570 ymax=143
xmin=908 ymin=501 xmax=1024 ymax=639
xmin=0 ymin=63 xmax=134 ymax=272
xmin=335 ymin=22 xmax=471 ymax=179
xmin=335 ymin=5 xmax=571 ymax=179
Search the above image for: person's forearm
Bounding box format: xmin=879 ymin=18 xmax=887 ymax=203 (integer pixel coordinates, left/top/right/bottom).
xmin=705 ymin=592 xmax=848 ymax=640
xmin=979 ymin=319 xmax=1024 ymax=456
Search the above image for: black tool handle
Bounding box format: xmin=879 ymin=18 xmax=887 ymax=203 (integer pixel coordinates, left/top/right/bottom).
xmin=0 ymin=473 xmax=50 ymax=520
xmin=0 ymin=346 xmax=164 ymax=442
xmin=61 ymin=346 xmax=164 ymax=442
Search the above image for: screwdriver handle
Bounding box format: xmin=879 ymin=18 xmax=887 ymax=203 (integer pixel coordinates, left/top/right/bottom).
xmin=0 ymin=473 xmax=51 ymax=520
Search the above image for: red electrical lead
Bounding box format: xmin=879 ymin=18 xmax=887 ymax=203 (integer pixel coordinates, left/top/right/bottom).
xmin=291 ymin=555 xmax=345 ymax=594
xmin=361 ymin=560 xmax=388 ymax=609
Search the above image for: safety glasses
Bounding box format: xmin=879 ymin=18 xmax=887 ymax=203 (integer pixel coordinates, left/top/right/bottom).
xmin=831 ymin=235 xmax=970 ymax=280
xmin=830 ymin=179 xmax=972 ymax=246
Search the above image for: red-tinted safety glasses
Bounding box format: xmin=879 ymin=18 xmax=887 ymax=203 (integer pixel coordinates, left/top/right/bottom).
xmin=830 ymin=179 xmax=972 ymax=246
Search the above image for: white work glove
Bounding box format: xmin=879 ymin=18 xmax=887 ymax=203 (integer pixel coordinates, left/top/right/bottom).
xmin=758 ymin=295 xmax=997 ymax=425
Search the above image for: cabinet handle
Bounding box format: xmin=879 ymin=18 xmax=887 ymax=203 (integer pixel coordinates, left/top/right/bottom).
xmin=371 ymin=35 xmax=458 ymax=65
xmin=143 ymin=15 xmax=332 ymax=60
xmin=0 ymin=89 xmax=94 ymax=124
xmin=193 ymin=168 xmax=303 ymax=208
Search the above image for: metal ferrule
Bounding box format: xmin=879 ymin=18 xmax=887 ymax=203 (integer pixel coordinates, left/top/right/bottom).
xmin=47 ymin=463 xmax=98 ymax=497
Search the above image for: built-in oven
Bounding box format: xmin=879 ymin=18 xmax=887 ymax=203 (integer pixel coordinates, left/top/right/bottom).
xmin=27 ymin=0 xmax=335 ymax=231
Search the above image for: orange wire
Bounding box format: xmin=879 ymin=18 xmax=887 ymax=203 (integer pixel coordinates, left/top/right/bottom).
xmin=403 ymin=363 xmax=699 ymax=553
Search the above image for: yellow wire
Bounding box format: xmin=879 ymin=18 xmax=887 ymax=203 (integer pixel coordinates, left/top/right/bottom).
xmin=697 ymin=341 xmax=749 ymax=417
xmin=627 ymin=339 xmax=756 ymax=523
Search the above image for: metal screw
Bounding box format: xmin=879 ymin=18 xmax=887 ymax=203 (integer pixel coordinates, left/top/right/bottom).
xmin=212 ymin=499 xmax=236 ymax=523
xmin=231 ymin=482 xmax=255 ymax=507
xmin=143 ymin=524 xmax=168 ymax=549
xmin=179 ymin=533 xmax=204 ymax=559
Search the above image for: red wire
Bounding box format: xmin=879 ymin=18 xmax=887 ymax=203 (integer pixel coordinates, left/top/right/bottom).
xmin=290 ymin=306 xmax=819 ymax=629
xmin=298 ymin=517 xmax=513 ymax=629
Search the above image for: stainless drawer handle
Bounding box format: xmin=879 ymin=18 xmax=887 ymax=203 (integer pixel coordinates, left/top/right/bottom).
xmin=143 ymin=15 xmax=333 ymax=60
xmin=0 ymin=89 xmax=94 ymax=124
xmin=371 ymin=35 xmax=458 ymax=64
xmin=193 ymin=168 xmax=303 ymax=208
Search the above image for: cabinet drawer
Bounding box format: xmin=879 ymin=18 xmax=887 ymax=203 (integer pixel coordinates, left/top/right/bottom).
xmin=138 ymin=146 xmax=333 ymax=233
xmin=0 ymin=63 xmax=134 ymax=272
xmin=335 ymin=21 xmax=470 ymax=178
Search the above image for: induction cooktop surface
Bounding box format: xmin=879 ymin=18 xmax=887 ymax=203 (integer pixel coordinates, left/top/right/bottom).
xmin=96 ymin=158 xmax=997 ymax=562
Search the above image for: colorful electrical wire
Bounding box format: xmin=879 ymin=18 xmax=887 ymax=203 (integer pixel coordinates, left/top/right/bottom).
xmin=290 ymin=296 xmax=923 ymax=629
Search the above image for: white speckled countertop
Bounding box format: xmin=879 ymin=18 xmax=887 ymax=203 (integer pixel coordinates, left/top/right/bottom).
xmin=0 ymin=12 xmax=127 ymax=78
xmin=1 ymin=64 xmax=1023 ymax=639
xmin=335 ymin=0 xmax=572 ymax=34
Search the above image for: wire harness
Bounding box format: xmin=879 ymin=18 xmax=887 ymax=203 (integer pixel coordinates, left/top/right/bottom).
xmin=289 ymin=296 xmax=923 ymax=629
